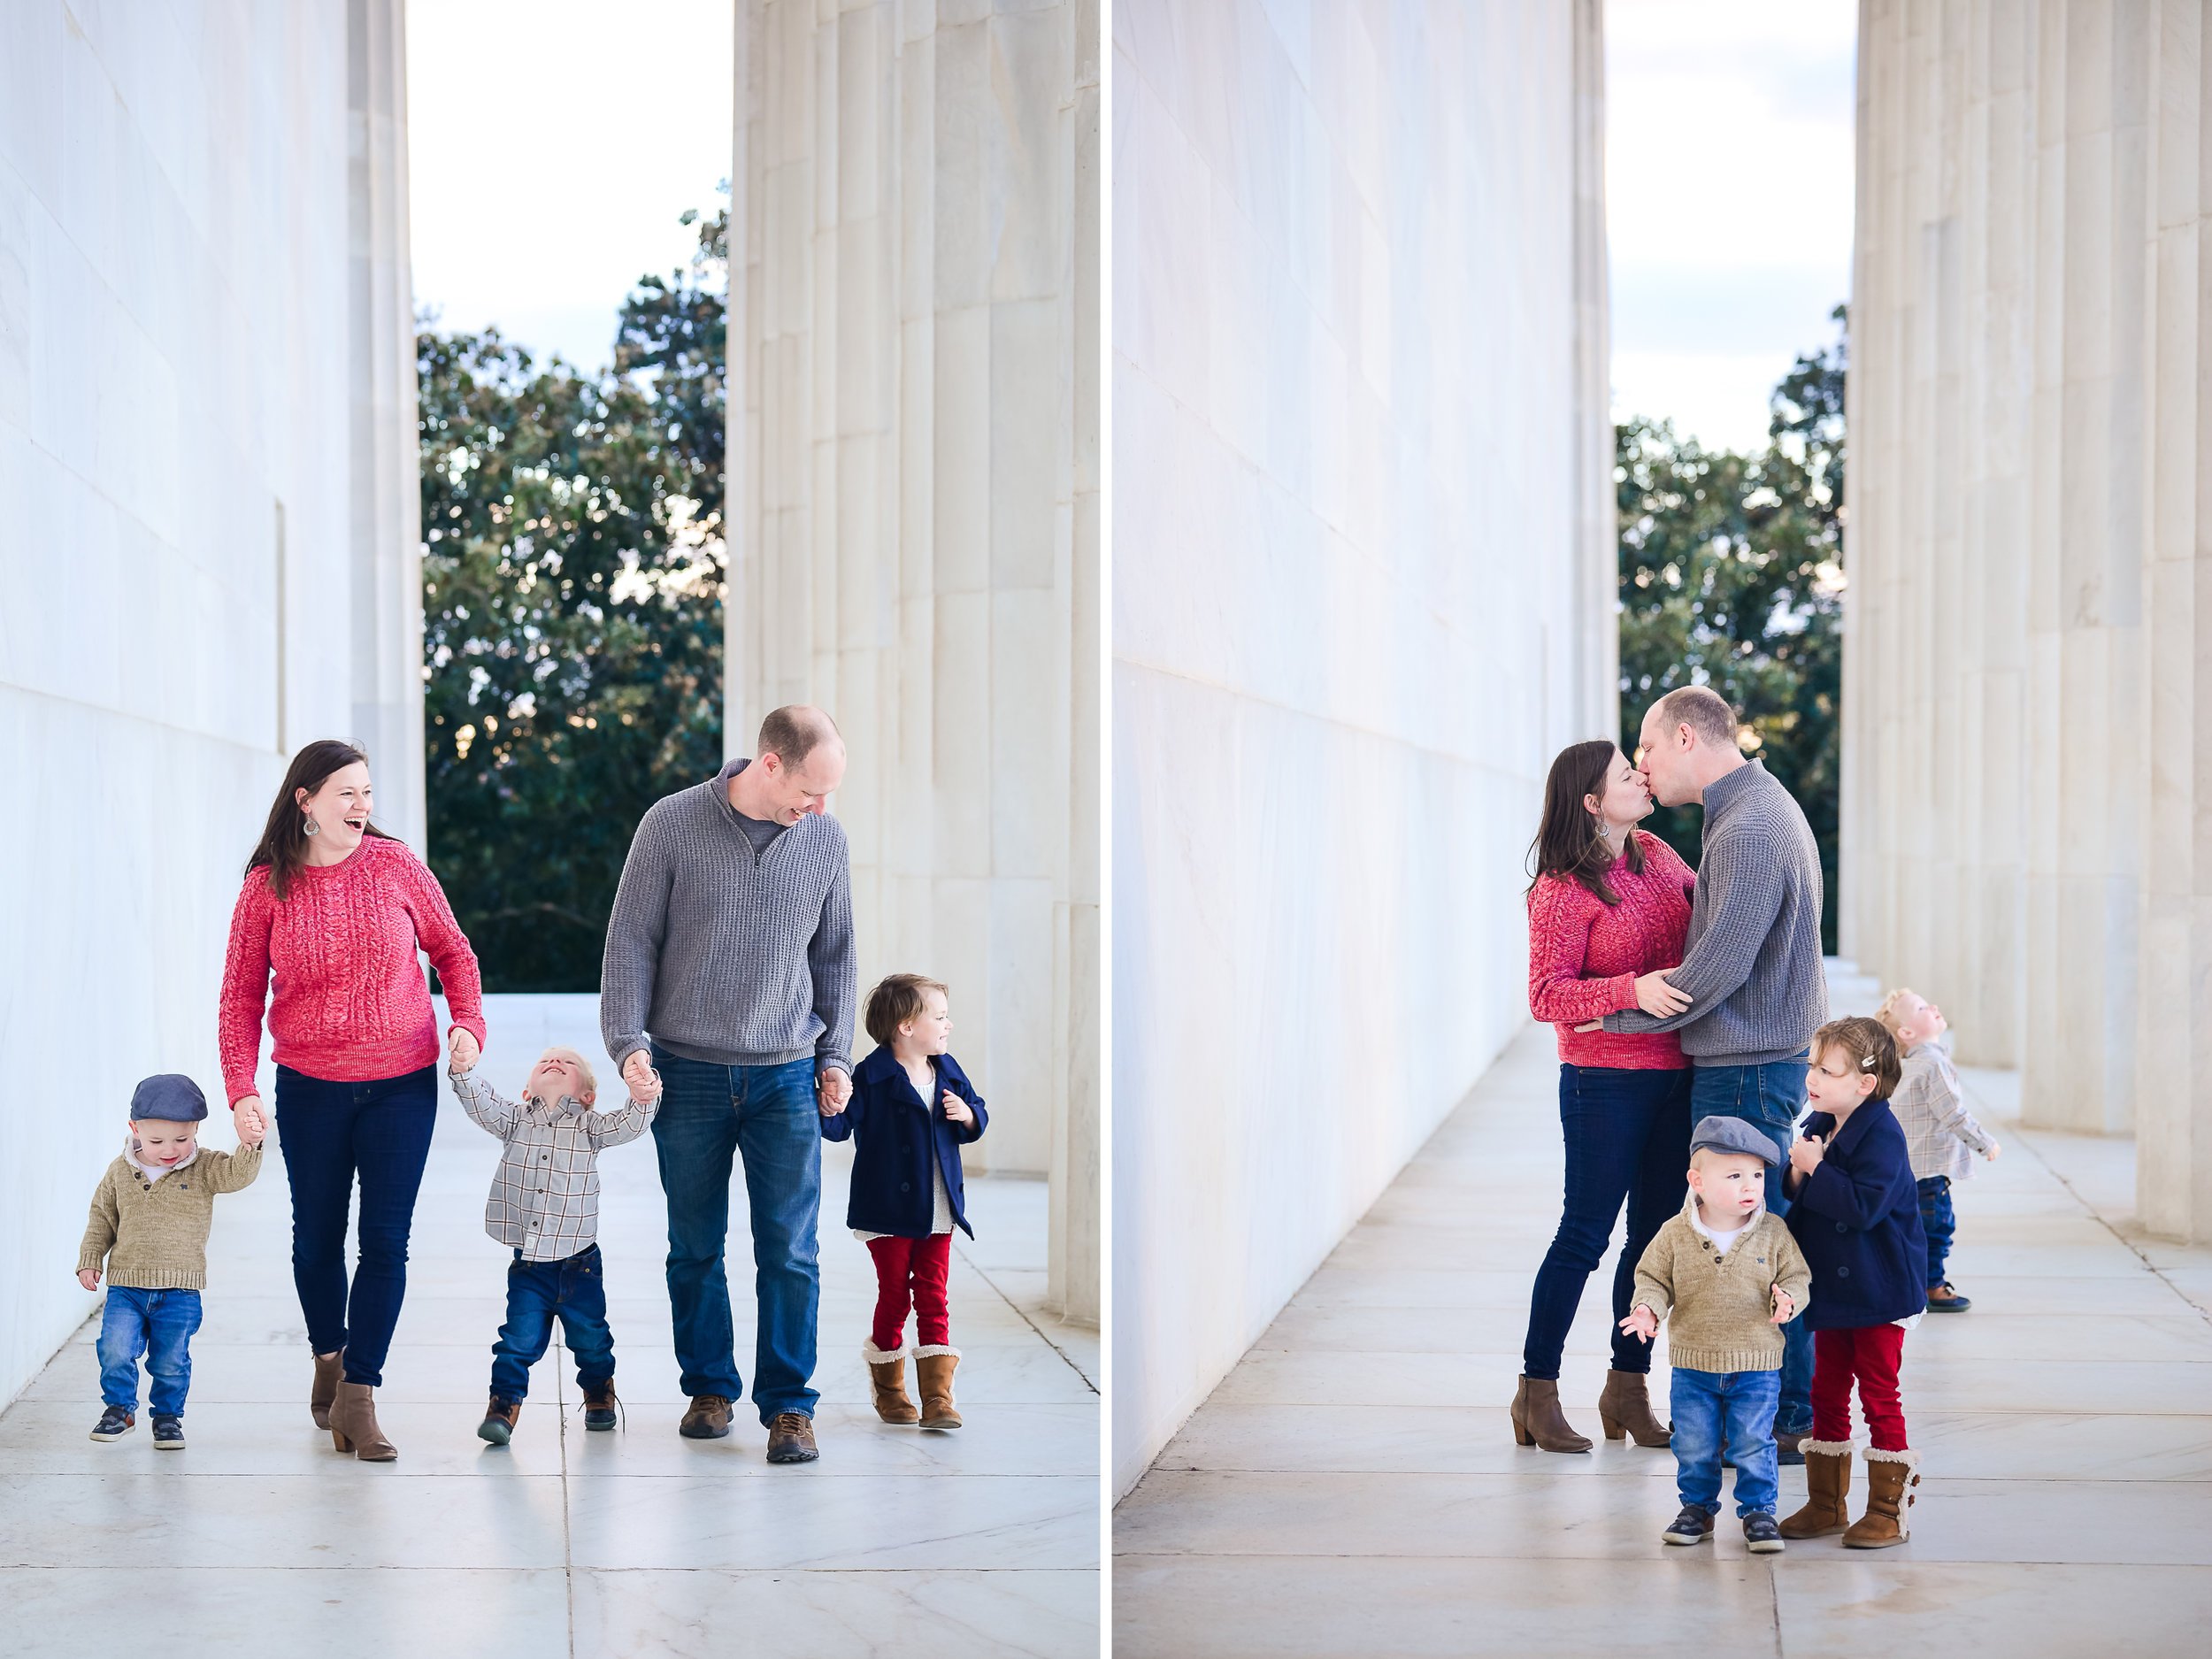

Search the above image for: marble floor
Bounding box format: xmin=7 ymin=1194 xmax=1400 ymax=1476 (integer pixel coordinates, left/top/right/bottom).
xmin=1114 ymin=972 xmax=2212 ymax=1656
xmin=0 ymin=995 xmax=1100 ymax=1658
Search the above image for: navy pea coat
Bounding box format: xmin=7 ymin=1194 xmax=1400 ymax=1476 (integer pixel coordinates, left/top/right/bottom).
xmin=820 ymin=1045 xmax=987 ymax=1239
xmin=1786 ymin=1097 xmax=1929 ymax=1329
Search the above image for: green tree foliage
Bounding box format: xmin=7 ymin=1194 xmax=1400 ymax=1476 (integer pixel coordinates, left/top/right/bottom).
xmin=419 ymin=204 xmax=728 ymax=991
xmin=1617 ymin=305 xmax=1846 ymax=948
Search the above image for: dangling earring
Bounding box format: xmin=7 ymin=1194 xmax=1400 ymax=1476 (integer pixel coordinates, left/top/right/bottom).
xmin=303 ymin=813 xmax=320 ymax=837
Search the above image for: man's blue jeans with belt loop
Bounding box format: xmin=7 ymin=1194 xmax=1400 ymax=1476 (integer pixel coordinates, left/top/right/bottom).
xmin=1691 ymin=1057 xmax=1814 ymax=1435
xmin=650 ymin=1048 xmax=822 ymax=1424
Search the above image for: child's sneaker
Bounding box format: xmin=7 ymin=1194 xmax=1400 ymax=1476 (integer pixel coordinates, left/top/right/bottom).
xmin=1926 ymin=1283 xmax=1971 ymax=1311
xmin=88 ymin=1406 xmax=134 ymax=1442
xmin=478 ymin=1397 xmax=520 ymax=1446
xmin=1742 ymin=1512 xmax=1785 ymax=1553
xmin=151 ymin=1413 xmax=185 ymax=1449
xmin=582 ymin=1386 xmax=620 ymax=1432
xmin=1662 ymin=1504 xmax=1715 ymax=1546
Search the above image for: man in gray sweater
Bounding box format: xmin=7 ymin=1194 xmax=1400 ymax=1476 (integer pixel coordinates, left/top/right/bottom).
xmin=1599 ymin=685 xmax=1827 ymax=1452
xmin=601 ymin=705 xmax=856 ymax=1463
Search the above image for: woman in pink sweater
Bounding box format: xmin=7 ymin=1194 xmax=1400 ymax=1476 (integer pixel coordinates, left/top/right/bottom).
xmin=220 ymin=740 xmax=486 ymax=1462
xmin=1512 ymin=739 xmax=1697 ymax=1456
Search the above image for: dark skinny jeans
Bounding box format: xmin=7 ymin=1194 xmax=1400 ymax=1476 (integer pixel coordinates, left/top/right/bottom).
xmin=1523 ymin=1064 xmax=1693 ymax=1379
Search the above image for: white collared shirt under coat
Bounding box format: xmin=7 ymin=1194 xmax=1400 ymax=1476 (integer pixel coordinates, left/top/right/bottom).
xmin=450 ymin=1070 xmax=657 ymax=1262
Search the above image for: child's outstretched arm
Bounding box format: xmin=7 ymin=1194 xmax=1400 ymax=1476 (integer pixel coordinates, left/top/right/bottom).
xmin=584 ymin=1088 xmax=660 ymax=1151
xmin=450 ymin=1070 xmax=521 ymax=1140
xmin=201 ymin=1139 xmax=265 ymax=1194
xmin=76 ymin=1171 xmax=119 ymax=1290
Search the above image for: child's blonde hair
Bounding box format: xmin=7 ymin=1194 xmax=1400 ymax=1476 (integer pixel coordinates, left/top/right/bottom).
xmin=1811 ymin=1017 xmax=1902 ymax=1102
xmin=532 ymin=1045 xmax=597 ymax=1102
xmin=1873 ymin=987 xmax=1922 ymax=1033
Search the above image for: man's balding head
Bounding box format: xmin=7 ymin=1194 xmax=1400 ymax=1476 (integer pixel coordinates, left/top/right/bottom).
xmin=734 ymin=705 xmax=849 ymax=825
xmin=1636 ymin=685 xmax=1747 ymax=806
xmin=757 ymin=705 xmax=842 ymax=771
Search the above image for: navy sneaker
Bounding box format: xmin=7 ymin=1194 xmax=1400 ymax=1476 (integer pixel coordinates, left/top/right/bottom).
xmin=1927 ymin=1283 xmax=1972 ymax=1312
xmin=88 ymin=1406 xmax=134 ymax=1442
xmin=1743 ymin=1511 xmax=1786 ymax=1553
xmin=582 ymin=1386 xmax=620 ymax=1432
xmin=151 ymin=1414 xmax=185 ymax=1449
xmin=1662 ymin=1504 xmax=1716 ymax=1547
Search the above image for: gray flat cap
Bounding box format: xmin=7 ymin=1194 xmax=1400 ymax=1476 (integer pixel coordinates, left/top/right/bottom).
xmin=1690 ymin=1115 xmax=1780 ymax=1166
xmin=130 ymin=1074 xmax=209 ymax=1123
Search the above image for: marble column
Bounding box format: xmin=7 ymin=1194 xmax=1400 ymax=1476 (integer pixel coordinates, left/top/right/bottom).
xmin=727 ymin=0 xmax=1100 ymax=1321
xmin=1847 ymin=0 xmax=2212 ymax=1234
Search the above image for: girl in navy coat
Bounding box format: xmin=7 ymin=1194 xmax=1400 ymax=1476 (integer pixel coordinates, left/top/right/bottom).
xmin=820 ymin=972 xmax=987 ymax=1430
xmin=1779 ymin=1016 xmax=1928 ymax=1549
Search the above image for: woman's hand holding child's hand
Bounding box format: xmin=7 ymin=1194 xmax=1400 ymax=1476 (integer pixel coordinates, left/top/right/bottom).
xmin=941 ymin=1091 xmax=975 ymax=1128
xmin=448 ymin=1028 xmax=480 ymax=1075
xmin=1617 ymin=1305 xmax=1659 ymax=1343
xmin=232 ymin=1098 xmax=267 ymax=1141
xmin=1788 ymin=1136 xmax=1825 ymax=1179
xmin=77 ymin=1268 xmax=100 ymax=1292
xmin=1770 ymin=1285 xmax=1794 ymax=1325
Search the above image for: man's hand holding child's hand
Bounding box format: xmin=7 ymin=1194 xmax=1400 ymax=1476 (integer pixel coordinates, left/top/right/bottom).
xmin=77 ymin=1268 xmax=100 ymax=1292
xmin=817 ymin=1065 xmax=852 ymax=1118
xmin=1770 ymin=1285 xmax=1793 ymax=1325
xmin=630 ymin=1066 xmax=664 ymax=1106
xmin=1617 ymin=1305 xmax=1659 ymax=1343
xmin=1788 ymin=1136 xmax=1825 ymax=1179
xmin=941 ymin=1090 xmax=975 ymax=1128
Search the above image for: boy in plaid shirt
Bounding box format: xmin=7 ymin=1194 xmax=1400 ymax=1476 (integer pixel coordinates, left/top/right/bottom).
xmin=1876 ymin=990 xmax=2000 ymax=1311
xmin=449 ymin=1046 xmax=661 ymax=1442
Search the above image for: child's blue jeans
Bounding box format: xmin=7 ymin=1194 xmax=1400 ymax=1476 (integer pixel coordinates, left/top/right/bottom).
xmin=490 ymin=1243 xmax=615 ymax=1402
xmin=97 ymin=1286 xmax=202 ymax=1416
xmin=1670 ymin=1364 xmax=1781 ymax=1517
xmin=1917 ymin=1177 xmax=1956 ymax=1286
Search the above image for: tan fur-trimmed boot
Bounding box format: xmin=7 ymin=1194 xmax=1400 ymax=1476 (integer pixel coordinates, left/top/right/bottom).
xmin=1510 ymin=1377 xmax=1592 ymax=1453
xmin=310 ymin=1348 xmax=343 ymax=1430
xmin=1844 ymin=1446 xmax=1919 ymax=1548
xmin=864 ymin=1340 xmax=919 ymax=1425
xmin=1596 ymin=1369 xmax=1671 ymax=1448
xmin=1778 ymin=1438 xmax=1855 ymax=1538
xmin=914 ymin=1346 xmax=962 ymax=1430
xmin=329 ymin=1380 xmax=397 ymax=1462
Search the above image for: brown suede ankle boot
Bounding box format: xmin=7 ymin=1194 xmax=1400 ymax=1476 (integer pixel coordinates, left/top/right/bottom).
xmin=1510 ymin=1377 xmax=1591 ymax=1454
xmin=1778 ymin=1439 xmax=1855 ymax=1538
xmin=864 ymin=1340 xmax=919 ymax=1425
xmin=1843 ymin=1447 xmax=1919 ymax=1548
xmin=311 ymin=1349 xmax=343 ymax=1431
xmin=1596 ymin=1369 xmax=1671 ymax=1448
xmin=914 ymin=1347 xmax=962 ymax=1430
xmin=329 ymin=1380 xmax=397 ymax=1462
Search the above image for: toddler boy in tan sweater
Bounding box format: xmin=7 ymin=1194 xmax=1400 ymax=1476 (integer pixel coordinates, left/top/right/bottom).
xmin=1621 ymin=1115 xmax=1812 ymax=1554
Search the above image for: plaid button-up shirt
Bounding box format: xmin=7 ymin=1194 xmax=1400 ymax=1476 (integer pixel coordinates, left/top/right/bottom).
xmin=451 ymin=1071 xmax=657 ymax=1262
xmin=1893 ymin=1041 xmax=1994 ymax=1184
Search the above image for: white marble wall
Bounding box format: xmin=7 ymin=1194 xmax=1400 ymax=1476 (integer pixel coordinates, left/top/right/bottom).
xmin=725 ymin=1 xmax=1101 ymax=1323
xmin=1110 ymin=0 xmax=1616 ymax=1494
xmin=0 ymin=0 xmax=421 ymax=1404
xmin=1844 ymin=0 xmax=2212 ymax=1238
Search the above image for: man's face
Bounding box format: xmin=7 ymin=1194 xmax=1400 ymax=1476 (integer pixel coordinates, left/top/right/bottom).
xmin=1635 ymin=710 xmax=1693 ymax=808
xmin=758 ymin=743 xmax=847 ymax=826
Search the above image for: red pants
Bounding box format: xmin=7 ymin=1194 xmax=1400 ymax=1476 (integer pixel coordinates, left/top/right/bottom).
xmin=1811 ymin=1325 xmax=1909 ymax=1451
xmin=866 ymin=1233 xmax=952 ymax=1352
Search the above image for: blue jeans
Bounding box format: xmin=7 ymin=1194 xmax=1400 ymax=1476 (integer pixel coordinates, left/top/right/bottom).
xmin=97 ymin=1286 xmax=202 ymax=1416
xmin=1671 ymin=1366 xmax=1781 ymax=1517
xmin=1523 ymin=1065 xmax=1693 ymax=1379
xmin=274 ymin=1064 xmax=439 ymax=1387
xmin=650 ymin=1048 xmax=822 ymax=1422
xmin=490 ymin=1244 xmax=615 ymax=1402
xmin=1918 ymin=1176 xmax=1955 ymax=1286
xmin=1691 ymin=1059 xmax=1813 ymax=1433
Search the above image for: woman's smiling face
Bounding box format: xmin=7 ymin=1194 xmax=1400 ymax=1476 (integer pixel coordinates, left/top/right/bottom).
xmin=1590 ymin=746 xmax=1655 ymax=831
xmin=296 ymin=760 xmax=373 ymax=858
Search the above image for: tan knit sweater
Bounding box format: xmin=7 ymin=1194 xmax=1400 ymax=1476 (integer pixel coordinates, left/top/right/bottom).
xmin=1631 ymin=1194 xmax=1812 ymax=1374
xmin=78 ymin=1143 xmax=263 ymax=1290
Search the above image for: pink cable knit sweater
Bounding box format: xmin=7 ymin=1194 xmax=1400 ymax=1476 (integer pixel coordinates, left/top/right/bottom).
xmin=1526 ymin=830 xmax=1696 ymax=1070
xmin=219 ymin=836 xmax=487 ymax=1104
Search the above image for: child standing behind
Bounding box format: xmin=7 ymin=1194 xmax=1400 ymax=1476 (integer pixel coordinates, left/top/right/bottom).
xmin=1877 ymin=988 xmax=2000 ymax=1311
xmin=77 ymin=1075 xmax=265 ymax=1448
xmin=1621 ymin=1118 xmax=1812 ymax=1554
xmin=821 ymin=973 xmax=988 ymax=1431
xmin=1781 ymin=1017 xmax=1929 ymax=1548
xmin=449 ymin=1046 xmax=661 ymax=1445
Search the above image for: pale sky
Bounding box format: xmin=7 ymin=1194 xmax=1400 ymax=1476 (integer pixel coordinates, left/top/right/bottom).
xmin=1606 ymin=0 xmax=1857 ymax=454
xmin=406 ymin=0 xmax=733 ymax=375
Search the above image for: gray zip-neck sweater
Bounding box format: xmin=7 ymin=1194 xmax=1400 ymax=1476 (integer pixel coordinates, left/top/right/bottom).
xmin=1603 ymin=761 xmax=1827 ymax=1066
xmin=600 ymin=758 xmax=856 ymax=1074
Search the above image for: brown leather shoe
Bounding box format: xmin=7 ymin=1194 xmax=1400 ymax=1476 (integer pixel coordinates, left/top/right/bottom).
xmin=914 ymin=1348 xmax=962 ymax=1431
xmin=1843 ymin=1448 xmax=1919 ymax=1548
xmin=1779 ymin=1440 xmax=1855 ymax=1538
xmin=477 ymin=1396 xmax=521 ymax=1446
xmin=679 ymin=1394 xmax=733 ymax=1440
xmin=1597 ymin=1369 xmax=1671 ymax=1448
xmin=765 ymin=1410 xmax=819 ymax=1463
xmin=1510 ymin=1377 xmax=1590 ymax=1453
xmin=864 ymin=1341 xmax=920 ymax=1425
xmin=329 ymin=1380 xmax=397 ymax=1462
xmin=311 ymin=1349 xmax=343 ymax=1430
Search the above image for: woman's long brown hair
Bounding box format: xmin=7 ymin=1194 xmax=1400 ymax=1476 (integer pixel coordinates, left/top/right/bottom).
xmin=246 ymin=740 xmax=394 ymax=900
xmin=1527 ymin=739 xmax=1644 ymax=905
